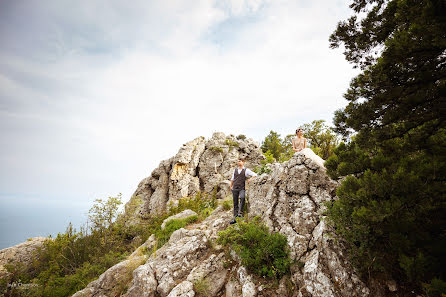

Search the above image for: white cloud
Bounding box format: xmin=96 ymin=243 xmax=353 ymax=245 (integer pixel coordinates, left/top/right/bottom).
xmin=0 ymin=0 xmax=357 ymax=208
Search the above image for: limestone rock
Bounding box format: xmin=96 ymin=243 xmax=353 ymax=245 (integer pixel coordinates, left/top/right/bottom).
xmin=0 ymin=237 xmax=48 ymax=279
xmin=124 ymin=132 xmax=263 ymax=220
xmin=186 ymin=253 xmax=227 ymax=297
xmin=249 ymin=153 xmax=370 ymax=297
xmin=69 ymin=134 xmax=385 ymax=297
xmin=161 ymin=209 xmax=198 ymax=230
xmin=124 ymin=228 xmax=208 ymax=297
xmin=72 ymin=255 xmax=146 ymax=297
xmin=238 ymin=266 xmax=257 ymax=297
xmin=167 ymin=281 xmax=195 ymax=297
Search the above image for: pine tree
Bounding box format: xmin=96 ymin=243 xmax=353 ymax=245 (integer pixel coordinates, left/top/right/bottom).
xmin=325 ymin=0 xmax=446 ymax=291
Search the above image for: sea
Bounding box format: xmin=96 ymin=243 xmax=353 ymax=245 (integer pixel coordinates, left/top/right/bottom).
xmin=0 ymin=197 xmax=90 ymax=250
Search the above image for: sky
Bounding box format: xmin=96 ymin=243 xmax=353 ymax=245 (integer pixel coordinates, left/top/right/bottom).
xmin=0 ymin=0 xmax=358 ymax=248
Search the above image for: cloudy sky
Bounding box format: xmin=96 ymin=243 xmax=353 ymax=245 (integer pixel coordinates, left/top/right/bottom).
xmin=0 ymin=0 xmax=357 ymax=246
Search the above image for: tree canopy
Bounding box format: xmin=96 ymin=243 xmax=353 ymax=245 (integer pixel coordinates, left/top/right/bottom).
xmin=326 ymin=0 xmax=446 ymax=293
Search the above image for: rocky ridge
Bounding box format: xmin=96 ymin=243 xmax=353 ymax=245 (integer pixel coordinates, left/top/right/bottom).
xmin=71 ymin=132 xmax=375 ymax=297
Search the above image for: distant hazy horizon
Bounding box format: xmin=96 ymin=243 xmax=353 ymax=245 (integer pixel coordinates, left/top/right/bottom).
xmin=0 ymin=196 xmax=91 ymax=249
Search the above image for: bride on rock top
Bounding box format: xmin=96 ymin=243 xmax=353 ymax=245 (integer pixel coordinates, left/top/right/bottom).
xmin=293 ymin=128 xmax=325 ymax=169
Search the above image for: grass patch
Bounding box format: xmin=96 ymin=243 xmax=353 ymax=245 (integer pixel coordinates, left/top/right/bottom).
xmin=193 ymin=278 xmax=211 ymax=296
xmin=221 ymin=198 xmax=232 ymax=211
xmin=154 ymin=215 xmax=198 ymax=249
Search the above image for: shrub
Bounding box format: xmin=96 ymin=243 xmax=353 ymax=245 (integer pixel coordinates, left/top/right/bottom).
xmin=221 ymin=199 xmax=232 ymax=211
xmin=193 ymin=278 xmax=211 ymax=296
xmin=423 ymin=278 xmax=446 ymax=297
xmin=209 ymin=146 xmax=223 ymax=153
xmin=254 ymin=150 xmax=274 ymax=174
xmin=225 ymin=139 xmax=239 ymax=147
xmin=217 ymin=217 xmax=291 ymax=279
xmin=1 ymin=191 xmax=218 ymax=297
xmin=236 ymin=134 xmax=246 ymax=140
xmin=169 ymin=192 xmax=217 ymax=220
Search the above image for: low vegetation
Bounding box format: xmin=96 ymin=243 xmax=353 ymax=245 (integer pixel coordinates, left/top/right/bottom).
xmin=1 ymin=191 xmax=217 ymax=297
xmin=217 ymin=217 xmax=291 ymax=279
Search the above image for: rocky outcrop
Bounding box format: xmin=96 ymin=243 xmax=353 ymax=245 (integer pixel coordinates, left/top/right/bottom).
xmin=0 ymin=237 xmax=48 ymax=279
xmin=161 ymin=209 xmax=197 ymax=230
xmin=126 ymin=132 xmax=263 ymax=221
xmin=71 ymin=137 xmax=378 ymax=297
xmin=249 ymin=154 xmax=370 ymax=296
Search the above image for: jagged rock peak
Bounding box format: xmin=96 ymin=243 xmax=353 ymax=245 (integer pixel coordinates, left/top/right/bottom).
xmin=125 ymin=132 xmax=264 ymax=221
xmin=72 ymin=151 xmax=382 ymax=297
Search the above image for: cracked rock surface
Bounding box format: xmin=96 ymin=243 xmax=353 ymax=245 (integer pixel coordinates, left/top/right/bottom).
xmin=249 ymin=153 xmax=370 ymax=297
xmin=125 ymin=132 xmax=263 ymax=221
xmin=68 ymin=133 xmax=378 ymax=297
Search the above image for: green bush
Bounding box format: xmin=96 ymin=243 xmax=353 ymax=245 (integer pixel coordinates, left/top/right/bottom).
xmin=221 ymin=199 xmax=232 ymax=211
xmin=169 ymin=192 xmax=217 ymax=220
xmin=1 ymin=191 xmax=217 ymax=297
xmin=254 ymin=150 xmax=274 ymax=174
xmin=423 ymin=278 xmax=446 ymax=297
xmin=217 ymin=217 xmax=291 ymax=279
xmin=209 ymin=146 xmax=223 ymax=153
xmin=225 ymin=139 xmax=239 ymax=147
xmin=236 ymin=134 xmax=246 ymax=140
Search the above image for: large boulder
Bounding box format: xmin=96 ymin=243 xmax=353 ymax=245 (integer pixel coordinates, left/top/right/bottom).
xmin=0 ymin=237 xmax=48 ymax=279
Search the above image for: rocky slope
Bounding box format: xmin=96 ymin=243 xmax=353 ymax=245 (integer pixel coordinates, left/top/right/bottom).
xmin=71 ymin=132 xmax=379 ymax=297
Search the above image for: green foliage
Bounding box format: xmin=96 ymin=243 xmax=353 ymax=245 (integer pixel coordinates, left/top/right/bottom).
xmin=327 ymin=0 xmax=446 ymax=291
xmin=193 ymin=278 xmax=211 ymax=296
xmin=260 ymin=123 xmax=336 ymax=164
xmin=169 ymin=191 xmax=217 ymax=220
xmin=225 ymin=139 xmax=239 ymax=147
xmin=155 ymin=216 xmax=198 ymax=249
xmin=260 ymin=131 xmax=287 ymax=161
xmin=254 ymin=150 xmax=274 ymax=174
xmin=1 ymin=191 xmax=217 ymax=297
xmin=88 ymin=194 xmax=123 ymax=231
xmin=221 ymin=198 xmax=232 ymax=211
xmin=299 ymin=120 xmax=339 ymax=160
xmin=423 ymin=278 xmax=446 ymax=297
xmin=236 ymin=134 xmax=247 ymax=140
xmin=217 ymin=217 xmax=291 ymax=279
xmin=209 ymin=146 xmax=223 ymax=153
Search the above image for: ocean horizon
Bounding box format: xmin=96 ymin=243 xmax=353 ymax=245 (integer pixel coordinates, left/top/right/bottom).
xmin=0 ymin=197 xmax=90 ymax=250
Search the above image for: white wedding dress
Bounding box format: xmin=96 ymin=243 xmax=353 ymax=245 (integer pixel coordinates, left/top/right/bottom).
xmin=298 ymin=148 xmax=325 ymax=169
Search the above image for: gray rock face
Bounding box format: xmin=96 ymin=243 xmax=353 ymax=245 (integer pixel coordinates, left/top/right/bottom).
xmin=127 ymin=132 xmax=263 ymax=221
xmin=71 ymin=255 xmax=147 ymax=297
xmin=69 ymin=134 xmax=382 ymax=297
xmin=249 ymin=152 xmax=370 ymax=297
xmin=0 ymin=237 xmax=48 ymax=279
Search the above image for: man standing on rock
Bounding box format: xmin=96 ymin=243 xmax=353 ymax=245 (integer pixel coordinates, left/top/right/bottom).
xmin=229 ymin=157 xmax=257 ymax=224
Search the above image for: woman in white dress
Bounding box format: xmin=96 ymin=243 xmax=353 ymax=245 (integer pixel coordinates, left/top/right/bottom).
xmin=293 ymin=128 xmax=325 ymax=169
xmin=293 ymin=128 xmax=307 ymax=152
